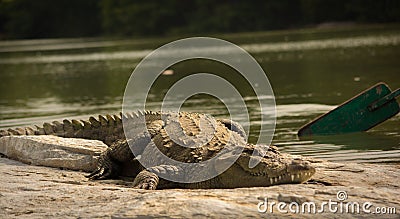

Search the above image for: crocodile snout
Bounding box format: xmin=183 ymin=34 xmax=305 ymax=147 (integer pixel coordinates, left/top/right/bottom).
xmin=286 ymin=158 xmax=316 ymax=183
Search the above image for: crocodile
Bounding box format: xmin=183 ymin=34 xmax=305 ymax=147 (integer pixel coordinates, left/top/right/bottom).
xmin=0 ymin=111 xmax=315 ymax=189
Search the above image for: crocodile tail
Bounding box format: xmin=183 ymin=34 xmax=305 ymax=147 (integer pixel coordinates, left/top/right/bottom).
xmin=2 ymin=119 xmax=91 ymax=137
xmin=0 ymin=112 xmax=131 ymax=144
xmin=1 ymin=113 xmax=126 ymax=144
xmin=49 ymin=114 xmax=125 ymax=144
xmin=0 ymin=126 xmax=40 ymax=138
xmin=0 ymin=129 xmax=11 ymax=138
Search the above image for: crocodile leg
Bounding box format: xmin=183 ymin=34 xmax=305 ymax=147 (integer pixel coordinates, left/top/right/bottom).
xmin=88 ymin=120 xmax=165 ymax=180
xmin=133 ymin=170 xmax=159 ymax=189
xmin=133 ymin=165 xmax=184 ymax=190
xmin=87 ymin=139 xmax=135 ymax=180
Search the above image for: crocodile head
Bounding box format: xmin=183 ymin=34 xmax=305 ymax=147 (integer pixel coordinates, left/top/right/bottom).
xmin=216 ymin=145 xmax=315 ymax=188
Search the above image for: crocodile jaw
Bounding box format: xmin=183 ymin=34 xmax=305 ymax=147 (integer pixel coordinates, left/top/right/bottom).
xmin=247 ymin=159 xmax=316 ymax=185
xmin=217 ymin=152 xmax=316 ymax=188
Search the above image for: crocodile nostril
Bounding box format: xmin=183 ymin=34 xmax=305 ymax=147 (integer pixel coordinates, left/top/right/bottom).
xmin=288 ymin=160 xmax=314 ymax=172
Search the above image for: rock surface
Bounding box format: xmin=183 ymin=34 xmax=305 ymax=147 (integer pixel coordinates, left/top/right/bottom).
xmin=0 ymin=136 xmax=399 ymax=218
xmin=0 ymin=135 xmax=107 ymax=172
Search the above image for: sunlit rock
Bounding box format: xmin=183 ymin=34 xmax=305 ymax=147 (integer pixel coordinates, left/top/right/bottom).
xmin=0 ymin=135 xmax=107 ymax=172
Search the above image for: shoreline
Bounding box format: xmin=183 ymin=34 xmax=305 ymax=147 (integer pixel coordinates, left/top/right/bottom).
xmin=1 ymin=136 xmax=399 ymax=218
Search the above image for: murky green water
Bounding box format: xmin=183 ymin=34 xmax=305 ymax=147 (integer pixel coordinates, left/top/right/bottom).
xmin=0 ymin=25 xmax=399 ymax=163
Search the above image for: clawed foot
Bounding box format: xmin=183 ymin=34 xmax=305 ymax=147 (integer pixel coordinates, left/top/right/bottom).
xmin=86 ymin=154 xmax=119 ymax=180
xmin=133 ymin=171 xmax=159 ymax=190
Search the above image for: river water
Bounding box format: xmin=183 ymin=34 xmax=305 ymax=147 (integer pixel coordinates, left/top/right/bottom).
xmin=0 ymin=25 xmax=399 ymax=163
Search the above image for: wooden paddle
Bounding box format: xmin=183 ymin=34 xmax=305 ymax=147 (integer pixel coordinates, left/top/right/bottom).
xmin=298 ymin=82 xmax=400 ymax=137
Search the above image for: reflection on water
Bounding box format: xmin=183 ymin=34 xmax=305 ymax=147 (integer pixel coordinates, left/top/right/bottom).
xmin=1 ymin=34 xmax=399 ymax=64
xmin=279 ymin=132 xmax=400 ymax=163
xmin=0 ymin=25 xmax=399 ymax=163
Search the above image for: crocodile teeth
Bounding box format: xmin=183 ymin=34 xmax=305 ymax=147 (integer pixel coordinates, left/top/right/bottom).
xmin=274 ymin=177 xmax=278 ymax=183
xmin=269 ymin=178 xmax=273 ymax=184
xmin=278 ymin=176 xmax=282 ymax=180
xmin=291 ymin=174 xmax=295 ymax=181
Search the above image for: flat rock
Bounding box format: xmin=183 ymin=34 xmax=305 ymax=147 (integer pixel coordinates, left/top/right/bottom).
xmin=0 ymin=135 xmax=399 ymax=218
xmin=0 ymin=135 xmax=107 ymax=172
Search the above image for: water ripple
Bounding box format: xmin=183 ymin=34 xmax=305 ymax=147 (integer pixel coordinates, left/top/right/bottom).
xmin=1 ymin=34 xmax=399 ymax=64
